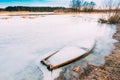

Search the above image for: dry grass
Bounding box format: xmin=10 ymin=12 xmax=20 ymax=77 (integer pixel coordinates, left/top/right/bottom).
xmin=98 ymin=13 xmax=120 ymax=24
xmin=0 ymin=11 xmax=31 ymax=15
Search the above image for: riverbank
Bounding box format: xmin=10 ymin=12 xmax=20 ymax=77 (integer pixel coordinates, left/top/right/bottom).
xmin=56 ymin=24 xmax=120 ymax=80
xmin=0 ymin=11 xmax=54 ymax=16
xmin=0 ymin=11 xmax=30 ymax=15
xmin=0 ymin=11 xmax=112 ymax=15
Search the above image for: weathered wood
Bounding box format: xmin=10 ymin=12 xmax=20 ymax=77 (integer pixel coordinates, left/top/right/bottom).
xmin=41 ymin=40 xmax=95 ymax=71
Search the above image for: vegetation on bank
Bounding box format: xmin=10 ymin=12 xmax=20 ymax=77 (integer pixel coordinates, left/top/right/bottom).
xmin=1 ymin=6 xmax=119 ymax=13
xmin=0 ymin=6 xmax=65 ymax=12
xmin=98 ymin=0 xmax=120 ymax=24
xmin=70 ymin=0 xmax=96 ymax=12
xmin=98 ymin=14 xmax=120 ymax=24
xmin=0 ymin=0 xmax=119 ymax=14
xmin=0 ymin=0 xmax=119 ymax=24
xmin=0 ymin=0 xmax=96 ymax=12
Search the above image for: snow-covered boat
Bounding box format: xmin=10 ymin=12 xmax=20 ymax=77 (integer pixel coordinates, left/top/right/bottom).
xmin=41 ymin=39 xmax=95 ymax=70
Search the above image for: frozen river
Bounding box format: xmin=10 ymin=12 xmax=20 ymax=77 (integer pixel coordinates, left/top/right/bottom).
xmin=0 ymin=14 xmax=116 ymax=80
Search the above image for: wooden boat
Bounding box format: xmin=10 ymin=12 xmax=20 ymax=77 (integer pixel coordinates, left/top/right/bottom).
xmin=41 ymin=39 xmax=95 ymax=70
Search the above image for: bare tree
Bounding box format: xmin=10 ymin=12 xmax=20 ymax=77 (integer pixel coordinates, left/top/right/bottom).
xmin=82 ymin=1 xmax=96 ymax=12
xmin=71 ymin=0 xmax=84 ymax=12
xmin=83 ymin=1 xmax=89 ymax=11
xmin=89 ymin=1 xmax=96 ymax=11
xmin=71 ymin=0 xmax=96 ymax=12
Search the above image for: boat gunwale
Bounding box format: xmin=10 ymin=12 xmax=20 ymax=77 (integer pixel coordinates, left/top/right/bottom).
xmin=41 ymin=40 xmax=96 ymax=71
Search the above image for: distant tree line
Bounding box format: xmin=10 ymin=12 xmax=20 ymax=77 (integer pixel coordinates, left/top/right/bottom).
xmin=1 ymin=6 xmax=66 ymax=12
xmin=71 ymin=0 xmax=96 ymax=12
xmin=0 ymin=8 xmax=5 ymax=11
xmin=0 ymin=3 xmax=119 ymax=13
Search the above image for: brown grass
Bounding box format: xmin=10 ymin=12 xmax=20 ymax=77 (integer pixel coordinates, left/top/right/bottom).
xmin=0 ymin=11 xmax=31 ymax=15
xmin=98 ymin=13 xmax=120 ymax=24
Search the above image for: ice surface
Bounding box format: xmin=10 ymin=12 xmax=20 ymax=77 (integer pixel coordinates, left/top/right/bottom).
xmin=0 ymin=13 xmax=116 ymax=80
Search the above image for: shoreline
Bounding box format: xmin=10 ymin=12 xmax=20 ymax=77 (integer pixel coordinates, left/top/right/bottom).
xmin=0 ymin=11 xmax=54 ymax=15
xmin=56 ymin=24 xmax=120 ymax=80
xmin=0 ymin=11 xmax=30 ymax=15
xmin=0 ymin=11 xmax=110 ymax=15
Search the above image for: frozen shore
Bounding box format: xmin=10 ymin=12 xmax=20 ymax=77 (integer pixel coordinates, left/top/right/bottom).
xmin=56 ymin=24 xmax=120 ymax=80
xmin=0 ymin=13 xmax=117 ymax=80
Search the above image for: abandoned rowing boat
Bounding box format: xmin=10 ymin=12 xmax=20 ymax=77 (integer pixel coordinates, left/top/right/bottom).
xmin=41 ymin=39 xmax=95 ymax=70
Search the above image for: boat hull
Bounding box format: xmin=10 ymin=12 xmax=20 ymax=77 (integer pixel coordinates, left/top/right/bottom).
xmin=41 ymin=39 xmax=95 ymax=70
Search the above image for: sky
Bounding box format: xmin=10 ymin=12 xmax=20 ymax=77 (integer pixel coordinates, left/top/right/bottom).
xmin=0 ymin=0 xmax=102 ymax=8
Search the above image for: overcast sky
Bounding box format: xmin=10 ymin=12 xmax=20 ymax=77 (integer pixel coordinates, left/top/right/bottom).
xmin=0 ymin=0 xmax=103 ymax=8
